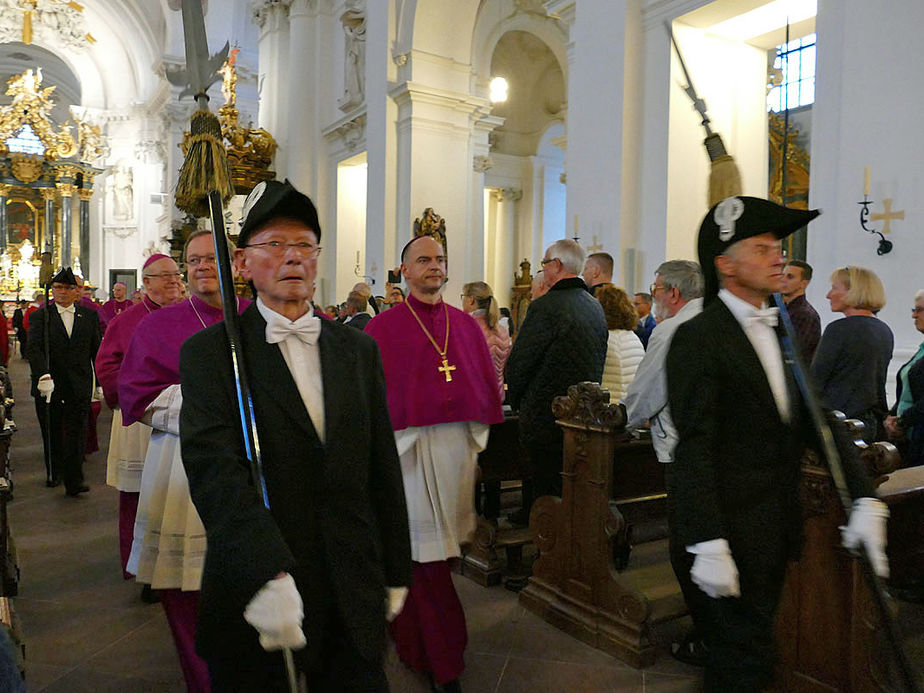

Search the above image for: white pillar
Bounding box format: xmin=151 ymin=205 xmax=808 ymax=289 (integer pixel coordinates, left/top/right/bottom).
xmin=253 ymin=0 xmax=291 ymax=177
xmin=495 ymin=188 xmax=520 ymax=309
xmin=364 ymin=0 xmax=397 ymax=289
xmin=285 ymin=0 xmax=316 ymax=196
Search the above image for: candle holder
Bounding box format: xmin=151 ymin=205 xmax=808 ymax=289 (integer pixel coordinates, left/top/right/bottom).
xmin=858 ymin=195 xmax=893 ymax=255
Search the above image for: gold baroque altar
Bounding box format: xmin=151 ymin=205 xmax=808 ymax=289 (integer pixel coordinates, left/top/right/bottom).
xmin=0 ymin=68 xmax=103 ymax=298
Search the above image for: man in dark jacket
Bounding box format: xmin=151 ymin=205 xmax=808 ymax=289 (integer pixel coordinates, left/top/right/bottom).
xmin=343 ymin=291 xmax=372 ymax=330
xmin=179 ymin=180 xmax=411 ymax=690
xmin=26 ymin=268 xmax=102 ymax=494
xmin=507 ymin=239 xmax=608 ymax=504
xmin=667 ymin=196 xmax=888 ymax=692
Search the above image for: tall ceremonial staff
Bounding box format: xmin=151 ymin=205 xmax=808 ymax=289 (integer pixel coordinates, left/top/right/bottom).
xmin=774 ymin=296 xmax=921 ymax=692
xmin=39 ymin=256 xmax=54 ymax=485
xmin=167 ymin=2 xmax=297 ymax=690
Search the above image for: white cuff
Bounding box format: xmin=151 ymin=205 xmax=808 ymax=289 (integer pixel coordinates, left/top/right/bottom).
xmin=146 ymin=384 xmax=183 ymax=435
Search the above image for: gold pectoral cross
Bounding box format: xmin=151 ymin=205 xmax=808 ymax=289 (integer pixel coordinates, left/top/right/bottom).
xmin=438 ymin=358 xmax=457 ymax=382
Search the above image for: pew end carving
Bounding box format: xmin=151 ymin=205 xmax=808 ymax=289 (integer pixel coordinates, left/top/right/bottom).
xmin=519 ymin=382 xmax=686 ymax=669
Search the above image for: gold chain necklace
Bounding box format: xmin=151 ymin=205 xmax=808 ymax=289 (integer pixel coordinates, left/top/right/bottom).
xmin=189 ymin=297 xmax=209 ymax=329
xmin=404 ymin=299 xmax=457 ymax=382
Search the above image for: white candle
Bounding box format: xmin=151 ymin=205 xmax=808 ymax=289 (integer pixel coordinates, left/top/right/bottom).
xmin=864 ymin=166 xmax=870 ymax=197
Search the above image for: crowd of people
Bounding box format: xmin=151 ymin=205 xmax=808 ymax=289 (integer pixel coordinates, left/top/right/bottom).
xmin=14 ymin=184 xmax=922 ymax=692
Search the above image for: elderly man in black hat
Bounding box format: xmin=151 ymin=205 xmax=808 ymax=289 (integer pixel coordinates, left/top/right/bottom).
xmin=665 ymin=197 xmax=889 ymax=692
xmin=179 ymin=180 xmax=411 ymax=690
xmin=26 ymin=267 xmax=102 ymax=495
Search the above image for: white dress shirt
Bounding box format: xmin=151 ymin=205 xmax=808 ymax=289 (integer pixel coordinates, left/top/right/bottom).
xmin=256 ymin=298 xmax=325 ymax=442
xmin=57 ymin=303 xmax=76 ymax=337
xmin=718 ymin=289 xmax=790 ymax=423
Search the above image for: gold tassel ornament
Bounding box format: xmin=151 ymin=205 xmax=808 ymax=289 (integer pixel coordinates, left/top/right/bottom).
xmin=175 ymin=109 xmax=234 ymax=218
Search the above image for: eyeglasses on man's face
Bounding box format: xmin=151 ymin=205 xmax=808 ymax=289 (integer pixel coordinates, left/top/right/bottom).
xmin=540 ymin=257 xmax=559 ymax=266
xmin=649 ymin=283 xmax=666 ymax=296
xmin=143 ymin=271 xmax=183 ymax=280
xmin=244 ymin=241 xmax=322 ymax=258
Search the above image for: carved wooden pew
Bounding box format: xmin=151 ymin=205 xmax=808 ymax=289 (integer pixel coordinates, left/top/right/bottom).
xmin=518 ymin=382 xmax=687 ymax=668
xmin=463 ymin=415 xmax=533 ymax=586
xmin=774 ymin=423 xmax=912 ymax=692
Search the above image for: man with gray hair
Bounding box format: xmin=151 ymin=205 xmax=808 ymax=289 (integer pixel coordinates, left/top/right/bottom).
xmin=507 ymin=239 xmax=608 ymax=514
xmin=624 ymin=260 xmax=704 ymax=462
xmin=623 ymin=259 xmax=704 ymax=664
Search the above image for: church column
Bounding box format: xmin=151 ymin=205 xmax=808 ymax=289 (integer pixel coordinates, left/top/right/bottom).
xmin=565 ymin=1 xmax=641 ymax=285
xmin=56 ymin=167 xmax=79 ymax=269
xmin=39 ymin=188 xmax=56 ymax=260
xmin=0 ymin=184 xmax=9 ymax=255
xmin=364 ymin=0 xmax=397 ymax=288
xmin=390 ymin=81 xmax=494 ymax=305
xmin=496 ymin=188 xmax=520 ymax=309
xmin=78 ymin=184 xmax=94 ymax=277
xmin=253 ymin=0 xmax=292 ymax=178
xmin=285 ymin=0 xmax=317 ymax=195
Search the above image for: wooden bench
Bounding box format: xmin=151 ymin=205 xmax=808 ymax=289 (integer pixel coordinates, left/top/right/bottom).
xmin=518 ymin=382 xmax=686 ymax=668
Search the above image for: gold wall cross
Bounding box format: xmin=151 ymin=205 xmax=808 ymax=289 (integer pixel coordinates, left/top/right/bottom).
xmin=870 ymin=199 xmax=905 ymax=234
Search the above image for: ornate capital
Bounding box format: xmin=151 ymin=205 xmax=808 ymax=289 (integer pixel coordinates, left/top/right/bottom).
xmin=502 ymin=188 xmax=523 ymax=202
xmin=473 ymin=155 xmax=493 ymax=173
xmin=39 ymin=188 xmax=57 ymax=202
xmin=56 ymin=183 xmax=77 ymax=197
xmin=251 ymin=0 xmax=292 ymax=28
xmin=135 ymin=139 xmax=166 ymax=164
xmin=78 ymin=189 xmax=94 ymax=202
xmin=0 ymin=184 xmax=11 ymax=198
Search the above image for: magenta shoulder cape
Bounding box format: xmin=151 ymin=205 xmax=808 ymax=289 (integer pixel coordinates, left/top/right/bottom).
xmin=364 ymin=294 xmax=504 ymax=431
xmin=119 ymin=294 xmax=250 ymax=426
xmin=95 ymin=295 xmax=161 ymax=409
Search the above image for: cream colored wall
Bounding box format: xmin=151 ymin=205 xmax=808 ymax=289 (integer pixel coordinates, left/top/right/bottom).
xmin=664 ymin=22 xmax=769 ymax=263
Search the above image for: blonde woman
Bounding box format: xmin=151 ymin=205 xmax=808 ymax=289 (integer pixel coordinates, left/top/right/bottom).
xmin=812 ymin=265 xmax=893 ymax=437
xmin=595 ymin=284 xmax=645 ymax=401
xmin=462 ymin=281 xmax=510 ymax=400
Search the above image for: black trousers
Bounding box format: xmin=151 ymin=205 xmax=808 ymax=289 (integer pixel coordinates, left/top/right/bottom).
xmin=207 ymin=616 xmax=388 ymax=693
xmin=34 ymin=396 xmax=88 ymax=491
xmin=666 ymin=469 xmax=787 ymax=692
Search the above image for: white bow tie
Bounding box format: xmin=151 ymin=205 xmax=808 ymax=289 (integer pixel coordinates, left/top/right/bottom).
xmin=265 ymin=315 xmax=321 ymax=345
xmin=748 ymin=307 xmax=779 ymax=328
xmin=58 ymin=304 xmax=75 ymax=315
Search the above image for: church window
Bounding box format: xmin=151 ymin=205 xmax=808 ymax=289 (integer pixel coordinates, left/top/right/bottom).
xmin=767 ymin=33 xmax=816 ymax=112
xmin=6 ymin=124 xmax=45 ymax=156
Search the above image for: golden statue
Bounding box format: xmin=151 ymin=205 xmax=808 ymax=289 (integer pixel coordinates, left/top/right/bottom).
xmin=0 ymin=68 xmax=78 ymax=163
xmin=412 ymin=208 xmax=447 ymax=250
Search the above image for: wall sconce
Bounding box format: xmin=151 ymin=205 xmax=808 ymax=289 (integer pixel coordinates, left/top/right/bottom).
xmin=858 ymin=167 xmax=898 ymax=256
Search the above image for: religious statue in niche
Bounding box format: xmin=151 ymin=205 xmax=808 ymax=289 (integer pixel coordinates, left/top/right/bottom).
xmin=110 ymin=164 xmax=134 ymax=221
xmin=413 ymin=207 xmax=447 ymax=251
xmin=338 ymin=1 xmax=366 ymax=112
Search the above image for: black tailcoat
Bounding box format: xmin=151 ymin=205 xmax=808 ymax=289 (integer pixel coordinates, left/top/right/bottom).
xmin=26 ymin=303 xmax=101 ymax=403
xmin=179 ymin=304 xmax=411 ymax=665
xmin=666 ymin=297 xmax=874 ymax=690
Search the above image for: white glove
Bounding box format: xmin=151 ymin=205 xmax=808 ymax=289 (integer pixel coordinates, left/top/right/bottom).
xmin=688 ymin=538 xmax=740 ymax=598
xmin=386 ymin=586 xmax=409 ymax=622
xmin=841 ymin=497 xmax=890 ymax=578
xmin=243 ymin=574 xmax=307 ymax=652
xmin=37 ymin=374 xmax=54 ymax=403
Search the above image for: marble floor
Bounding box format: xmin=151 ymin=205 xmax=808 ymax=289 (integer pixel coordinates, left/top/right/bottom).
xmin=5 ymin=352 xmax=920 ymax=692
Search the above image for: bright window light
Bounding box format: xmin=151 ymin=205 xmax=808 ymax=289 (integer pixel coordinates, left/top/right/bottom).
xmin=767 ymin=33 xmax=816 ymax=112
xmin=489 ymin=77 xmax=508 ymax=104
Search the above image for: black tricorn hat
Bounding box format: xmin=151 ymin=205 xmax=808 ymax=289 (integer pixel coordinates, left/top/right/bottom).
xmin=698 ymin=196 xmax=820 ymax=304
xmin=237 ymin=179 xmax=321 ymax=248
xmin=49 ymin=267 xmax=78 ymax=287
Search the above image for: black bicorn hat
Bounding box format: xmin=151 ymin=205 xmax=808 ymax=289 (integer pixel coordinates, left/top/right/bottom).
xmin=49 ymin=267 xmax=78 ymax=287
xmin=237 ymin=179 xmax=321 ymax=247
xmin=698 ymin=196 xmax=821 ymax=304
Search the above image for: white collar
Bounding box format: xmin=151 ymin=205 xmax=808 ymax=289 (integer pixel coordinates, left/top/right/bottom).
xmin=719 ymin=289 xmax=768 ymax=328
xmin=255 ymin=296 xmax=314 ymax=326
